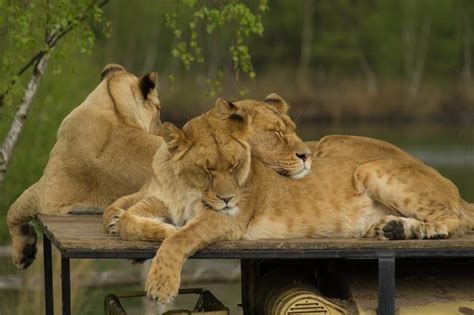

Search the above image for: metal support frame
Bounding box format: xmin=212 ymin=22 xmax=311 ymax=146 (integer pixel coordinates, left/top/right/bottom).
xmin=43 ymin=236 xmax=54 ymax=315
xmin=240 ymin=259 xmax=258 ymax=315
xmin=61 ymin=255 xmax=71 ymax=315
xmin=41 ymin=230 xmax=473 ymax=315
xmin=377 ymin=255 xmax=396 ymax=315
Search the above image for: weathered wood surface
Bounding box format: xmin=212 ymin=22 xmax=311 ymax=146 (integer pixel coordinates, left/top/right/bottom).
xmin=37 ymin=215 xmax=474 ymax=258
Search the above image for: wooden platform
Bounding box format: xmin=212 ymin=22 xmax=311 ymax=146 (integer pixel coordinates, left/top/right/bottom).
xmin=37 ymin=214 xmax=474 ymax=259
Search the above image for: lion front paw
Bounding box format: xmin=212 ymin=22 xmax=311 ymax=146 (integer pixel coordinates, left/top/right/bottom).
xmin=105 ymin=209 xmax=125 ymax=234
xmin=145 ymin=256 xmax=180 ymax=303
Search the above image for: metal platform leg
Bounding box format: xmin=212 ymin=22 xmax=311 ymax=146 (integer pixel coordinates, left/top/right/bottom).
xmin=241 ymin=259 xmax=258 ymax=315
xmin=61 ymin=256 xmax=71 ymax=315
xmin=377 ymin=255 xmax=395 ymax=315
xmin=43 ymin=235 xmax=54 ymax=315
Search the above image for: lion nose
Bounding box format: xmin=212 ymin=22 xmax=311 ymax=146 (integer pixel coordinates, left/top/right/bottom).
xmin=296 ymin=148 xmax=311 ymax=162
xmin=217 ymin=196 xmax=232 ymax=204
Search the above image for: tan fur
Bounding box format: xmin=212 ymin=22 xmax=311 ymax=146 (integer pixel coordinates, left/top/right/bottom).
xmin=7 ymin=64 xmax=162 ymax=269
xmin=117 ymin=101 xmax=473 ymax=302
xmin=102 ymin=95 xmax=311 ymax=236
xmin=310 ymin=134 xmax=474 ymax=227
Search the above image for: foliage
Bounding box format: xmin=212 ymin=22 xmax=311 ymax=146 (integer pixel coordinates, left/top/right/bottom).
xmin=166 ymin=0 xmax=268 ymax=96
xmin=253 ymin=0 xmax=474 ymax=83
xmin=0 ymin=0 xmax=109 ymax=108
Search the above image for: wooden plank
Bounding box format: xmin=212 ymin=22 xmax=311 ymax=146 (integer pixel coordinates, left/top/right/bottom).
xmin=36 ymin=215 xmax=474 ymax=258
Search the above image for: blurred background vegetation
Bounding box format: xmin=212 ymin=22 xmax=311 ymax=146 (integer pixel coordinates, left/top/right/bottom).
xmin=0 ymin=0 xmax=473 ymax=313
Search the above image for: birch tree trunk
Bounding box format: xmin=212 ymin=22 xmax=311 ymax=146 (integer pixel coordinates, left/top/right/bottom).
xmin=0 ymin=53 xmax=51 ymax=185
xmin=0 ymin=0 xmax=109 ymax=187
xmin=409 ymin=15 xmax=431 ymax=97
xmin=402 ymin=2 xmax=431 ymax=98
xmin=463 ymin=12 xmax=472 ymax=84
xmin=402 ymin=1 xmax=416 ymax=91
xmin=297 ymin=0 xmax=314 ymax=89
xmin=141 ymin=25 xmax=161 ymax=74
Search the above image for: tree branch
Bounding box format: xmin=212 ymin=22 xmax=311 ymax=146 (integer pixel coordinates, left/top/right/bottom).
xmin=0 ymin=0 xmax=110 ymax=185
xmin=0 ymin=53 xmax=51 ymax=185
xmin=0 ymin=0 xmax=109 ymax=107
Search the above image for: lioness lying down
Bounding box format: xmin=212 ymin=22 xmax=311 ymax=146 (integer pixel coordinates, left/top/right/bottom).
xmin=108 ymin=99 xmax=474 ymax=302
xmin=102 ymin=94 xmax=311 ymax=235
xmin=7 ymin=64 xmax=162 ymax=269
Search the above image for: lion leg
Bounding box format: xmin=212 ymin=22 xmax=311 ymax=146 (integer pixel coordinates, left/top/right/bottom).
xmin=355 ymin=159 xmax=468 ymax=239
xmin=145 ymin=210 xmax=239 ymax=302
xmin=117 ymin=196 xmax=177 ymax=241
xmin=103 ymin=192 xmax=144 ymax=233
xmin=7 ymin=184 xmax=40 ymax=269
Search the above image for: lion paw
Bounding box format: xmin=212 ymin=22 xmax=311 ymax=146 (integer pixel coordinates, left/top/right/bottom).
xmin=106 ymin=209 xmax=125 ymax=234
xmin=380 ymin=220 xmax=406 ymax=240
xmin=368 ymin=216 xmax=450 ymax=240
xmin=421 ymin=223 xmax=449 ymax=239
xmin=145 ymin=256 xmax=180 ymax=303
xmin=367 ymin=216 xmax=408 ymax=240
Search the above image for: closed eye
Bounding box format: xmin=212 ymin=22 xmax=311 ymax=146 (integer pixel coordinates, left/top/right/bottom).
xmin=229 ymin=161 xmax=239 ymax=173
xmin=274 ymin=131 xmax=284 ymax=138
xmin=205 ymin=167 xmax=216 ymax=177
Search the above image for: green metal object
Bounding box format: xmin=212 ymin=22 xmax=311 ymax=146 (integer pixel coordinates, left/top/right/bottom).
xmin=103 ymin=288 xmax=229 ymax=315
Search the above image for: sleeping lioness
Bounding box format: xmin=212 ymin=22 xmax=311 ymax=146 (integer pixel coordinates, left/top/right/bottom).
xmin=7 ymin=64 xmax=162 ymax=269
xmin=110 ymin=99 xmax=474 ymax=302
xmin=102 ymin=94 xmax=311 ymax=236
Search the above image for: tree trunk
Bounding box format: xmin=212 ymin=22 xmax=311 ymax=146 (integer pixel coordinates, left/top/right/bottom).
xmin=359 ymin=53 xmax=377 ymax=96
xmin=141 ymin=25 xmax=161 ymax=73
xmin=0 ymin=53 xmax=51 ymax=186
xmin=297 ymin=0 xmax=314 ymax=89
xmin=402 ymin=1 xmax=416 ymax=95
xmin=409 ymin=15 xmax=431 ymax=97
xmin=463 ymin=12 xmax=472 ymax=84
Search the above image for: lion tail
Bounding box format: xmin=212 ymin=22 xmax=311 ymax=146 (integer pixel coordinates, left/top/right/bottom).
xmin=7 ymin=183 xmax=40 ymax=269
xmin=462 ymin=199 xmax=474 ymax=230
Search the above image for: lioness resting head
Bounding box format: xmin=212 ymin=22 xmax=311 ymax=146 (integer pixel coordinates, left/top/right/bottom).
xmin=113 ymin=97 xmax=473 ymax=302
xmin=102 ymin=94 xmax=311 ymax=236
xmin=7 ymin=64 xmax=162 ymax=269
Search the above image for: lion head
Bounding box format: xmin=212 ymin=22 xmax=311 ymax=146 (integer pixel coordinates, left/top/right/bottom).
xmin=101 ymin=63 xmax=161 ymax=134
xmin=212 ymin=93 xmax=311 ymax=179
xmin=158 ymin=109 xmax=252 ymax=216
xmin=154 ymin=95 xmax=310 ymax=217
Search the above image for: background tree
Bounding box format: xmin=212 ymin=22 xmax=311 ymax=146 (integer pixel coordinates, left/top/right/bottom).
xmin=0 ymin=0 xmax=110 ymax=185
xmin=0 ymin=0 xmax=268 ymax=186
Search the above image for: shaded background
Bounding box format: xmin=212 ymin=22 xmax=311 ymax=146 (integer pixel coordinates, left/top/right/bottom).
xmin=0 ymin=0 xmax=473 ymax=314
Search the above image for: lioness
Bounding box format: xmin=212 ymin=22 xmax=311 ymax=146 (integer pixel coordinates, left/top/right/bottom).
xmin=102 ymin=94 xmax=311 ymax=236
xmin=112 ymin=100 xmax=473 ymax=302
xmin=7 ymin=64 xmax=162 ymax=269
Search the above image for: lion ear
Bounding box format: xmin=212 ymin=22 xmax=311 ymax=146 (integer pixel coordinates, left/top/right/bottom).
xmin=226 ymin=109 xmax=250 ymax=137
xmin=214 ymin=98 xmax=239 ymax=115
xmin=213 ymin=98 xmax=249 ymax=136
xmin=160 ymin=122 xmax=188 ymax=153
xmin=265 ymin=93 xmax=289 ymax=113
xmin=139 ymin=72 xmax=158 ymax=99
xmin=101 ymin=63 xmax=126 ymax=81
